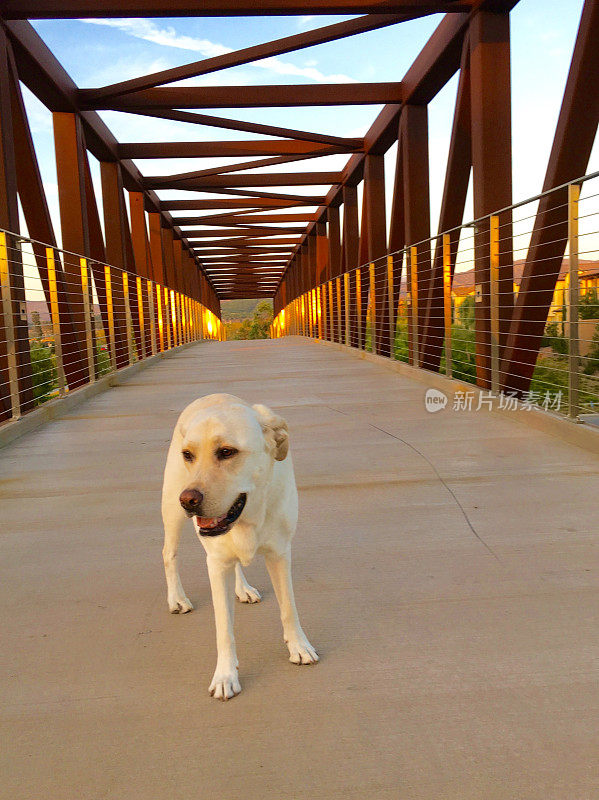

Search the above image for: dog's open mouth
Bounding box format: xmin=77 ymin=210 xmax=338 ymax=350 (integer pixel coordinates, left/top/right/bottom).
xmin=196 ymin=493 xmax=247 ymax=536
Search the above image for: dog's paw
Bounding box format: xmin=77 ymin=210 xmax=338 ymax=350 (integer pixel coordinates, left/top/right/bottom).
xmin=235 ymin=583 xmax=261 ymax=604
xmin=168 ymin=593 xmax=194 ymax=614
xmin=209 ymin=669 xmax=242 ymax=701
xmin=286 ymin=636 xmax=319 ymax=665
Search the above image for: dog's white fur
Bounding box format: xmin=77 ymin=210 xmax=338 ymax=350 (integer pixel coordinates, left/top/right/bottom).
xmin=161 ymin=393 xmax=318 ymax=700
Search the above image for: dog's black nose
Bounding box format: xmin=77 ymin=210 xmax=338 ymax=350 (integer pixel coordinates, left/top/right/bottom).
xmin=179 ymin=488 xmax=204 ymax=513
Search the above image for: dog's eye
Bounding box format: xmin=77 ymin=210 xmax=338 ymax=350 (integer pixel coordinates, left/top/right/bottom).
xmin=216 ymin=447 xmax=238 ymax=461
xmin=182 ymin=450 xmax=195 ymax=463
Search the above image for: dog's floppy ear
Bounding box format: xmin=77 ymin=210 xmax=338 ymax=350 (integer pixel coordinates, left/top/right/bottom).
xmin=252 ymin=404 xmax=289 ymax=461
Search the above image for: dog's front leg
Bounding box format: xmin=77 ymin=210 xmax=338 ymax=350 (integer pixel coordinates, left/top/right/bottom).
xmin=206 ymin=556 xmax=241 ymax=700
xmin=265 ymin=549 xmax=319 ymax=665
xmin=161 ymin=499 xmax=194 ymax=614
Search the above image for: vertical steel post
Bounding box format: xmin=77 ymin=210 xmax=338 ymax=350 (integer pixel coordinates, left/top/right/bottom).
xmin=410 ymin=246 xmax=419 ymax=367
xmin=122 ymin=272 xmax=135 ymax=365
xmin=170 ymin=291 xmax=177 ymax=346
xmin=147 ymin=279 xmax=157 ymax=355
xmin=489 ymin=215 xmax=500 ymax=393
xmin=164 ymin=287 xmax=171 ymax=349
xmin=80 ymin=258 xmax=95 ymax=382
xmin=328 ymin=281 xmax=334 ymax=341
xmin=369 ymin=262 xmax=376 ymax=354
xmin=320 ymin=285 xmax=326 ymax=339
xmin=344 ymin=273 xmax=350 ymax=346
xmin=568 ymin=183 xmax=580 ymax=419
xmin=46 ymin=248 xmax=67 ymax=397
xmin=335 ymin=277 xmax=342 ymax=344
xmin=387 ymin=255 xmax=395 ymax=359
xmin=156 ymin=284 xmax=164 ymax=351
xmin=356 ymin=270 xmax=362 ymax=349
xmin=442 ymin=234 xmax=453 ymax=379
xmin=103 ymin=265 xmax=117 ymax=371
xmin=0 ymin=231 xmax=20 ymax=417
xmin=136 ymin=276 xmax=145 ymax=359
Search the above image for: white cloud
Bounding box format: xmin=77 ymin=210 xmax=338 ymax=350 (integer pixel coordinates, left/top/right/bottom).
xmin=79 ymin=18 xmax=356 ymax=84
xmin=81 ymin=18 xmax=231 ymax=57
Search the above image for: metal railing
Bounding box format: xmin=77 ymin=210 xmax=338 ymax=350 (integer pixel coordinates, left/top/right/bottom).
xmin=0 ymin=230 xmax=224 ymax=425
xmin=273 ymin=173 xmax=599 ymax=422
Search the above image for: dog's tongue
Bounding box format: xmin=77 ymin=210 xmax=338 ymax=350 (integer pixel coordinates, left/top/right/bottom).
xmin=196 ymin=514 xmax=226 ymax=529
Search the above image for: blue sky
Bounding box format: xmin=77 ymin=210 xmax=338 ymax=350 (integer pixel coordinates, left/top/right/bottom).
xmin=20 ymin=1 xmax=598 ymax=259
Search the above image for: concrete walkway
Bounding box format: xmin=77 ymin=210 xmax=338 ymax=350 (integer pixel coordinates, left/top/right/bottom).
xmin=1 ymin=338 xmax=598 ymax=800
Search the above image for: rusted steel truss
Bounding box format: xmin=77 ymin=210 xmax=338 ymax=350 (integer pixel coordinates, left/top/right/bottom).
xmin=0 ymin=0 xmax=597 ymax=392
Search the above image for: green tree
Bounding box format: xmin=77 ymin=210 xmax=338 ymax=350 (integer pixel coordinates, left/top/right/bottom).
xmin=233 ymin=300 xmax=273 ymax=340
xmin=457 ymin=295 xmax=476 ymax=329
xmin=583 ymin=324 xmax=599 ymax=375
xmin=543 ymin=321 xmax=568 ymax=355
xmin=30 ymin=341 xmax=57 ymax=403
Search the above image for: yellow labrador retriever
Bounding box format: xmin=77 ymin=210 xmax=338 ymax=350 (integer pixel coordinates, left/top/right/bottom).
xmin=161 ymin=393 xmax=318 ymax=700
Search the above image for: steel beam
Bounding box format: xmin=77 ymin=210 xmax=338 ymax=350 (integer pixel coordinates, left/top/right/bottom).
xmin=145 ymin=173 xmax=342 ymax=189
xmin=470 ymin=10 xmax=513 ymax=388
xmin=420 ymin=32 xmax=471 ymax=372
xmin=364 ymin=154 xmax=388 ymax=355
xmin=0 ymin=28 xmax=33 ymax=417
xmin=81 ymin=84 xmax=404 ymax=110
xmin=0 ymin=2 xmax=473 ymax=16
xmin=119 ymin=141 xmax=351 ymax=159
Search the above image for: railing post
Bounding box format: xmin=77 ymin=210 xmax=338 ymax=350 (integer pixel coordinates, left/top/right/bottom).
xmin=369 ymin=262 xmax=376 ymax=354
xmin=136 ymin=276 xmax=146 ymax=359
xmin=568 ymin=183 xmax=580 ymax=420
xmin=316 ymin=289 xmax=321 ymax=339
xmin=80 ymin=258 xmax=96 ymax=382
xmin=489 ymin=216 xmax=500 ymax=394
xmin=442 ymin=234 xmax=453 ymax=379
xmin=344 ymin=273 xmax=350 ymax=346
xmin=308 ymin=291 xmax=314 ymax=338
xmin=103 ymin=265 xmax=117 ymax=371
xmin=122 ymin=272 xmax=135 ymax=365
xmin=156 ymin=284 xmax=164 ymax=351
xmin=410 ymin=246 xmax=419 ymax=367
xmin=356 ymin=269 xmax=362 ymax=349
xmin=303 ymin=295 xmax=307 ymax=336
xmin=0 ymin=231 xmax=21 ymax=418
xmin=328 ymin=281 xmax=334 ymax=341
xmin=320 ymin=285 xmax=326 ymax=340
xmin=46 ymin=248 xmax=67 ymax=397
xmin=164 ymin=287 xmax=171 ymax=349
xmin=170 ymin=291 xmax=177 ymax=346
xmin=336 ymin=277 xmax=342 ymax=344
xmin=387 ymin=255 xmax=394 ymax=359
xmin=147 ymin=280 xmax=157 ymax=355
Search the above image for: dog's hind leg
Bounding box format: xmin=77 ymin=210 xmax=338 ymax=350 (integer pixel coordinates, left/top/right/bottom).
xmin=235 ymin=563 xmax=261 ymax=604
xmin=162 ymin=497 xmax=194 ymax=614
xmin=265 ymin=549 xmax=318 ymax=665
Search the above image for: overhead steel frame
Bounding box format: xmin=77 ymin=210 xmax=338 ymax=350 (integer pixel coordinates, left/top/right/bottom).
xmin=0 ymin=0 xmax=597 ymax=409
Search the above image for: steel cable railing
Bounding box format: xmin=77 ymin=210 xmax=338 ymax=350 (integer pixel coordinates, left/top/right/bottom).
xmin=0 ymin=230 xmax=224 ymax=425
xmin=274 ymin=173 xmax=599 ymax=422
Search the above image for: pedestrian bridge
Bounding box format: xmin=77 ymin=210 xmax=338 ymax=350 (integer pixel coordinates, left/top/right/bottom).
xmin=2 ymin=337 xmax=598 ymax=799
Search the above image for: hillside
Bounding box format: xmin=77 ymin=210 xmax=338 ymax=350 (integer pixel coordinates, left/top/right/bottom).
xmin=220 ymin=298 xmax=272 ymax=321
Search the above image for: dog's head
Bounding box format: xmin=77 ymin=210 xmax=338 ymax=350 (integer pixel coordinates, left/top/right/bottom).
xmin=175 ymin=394 xmax=289 ymax=536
